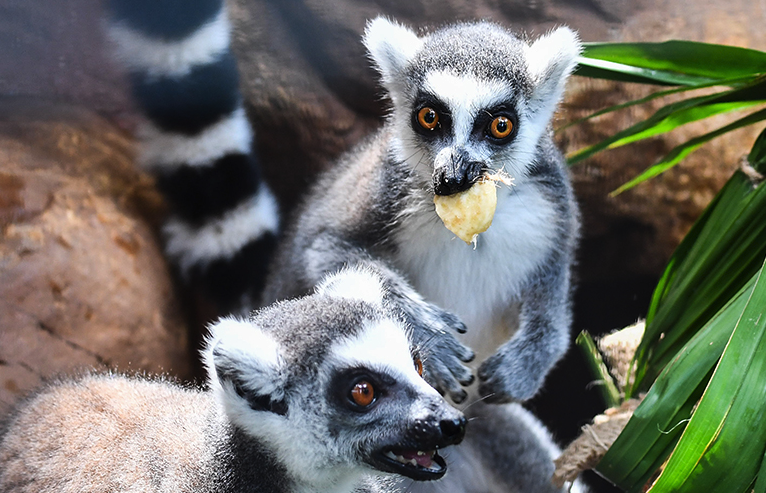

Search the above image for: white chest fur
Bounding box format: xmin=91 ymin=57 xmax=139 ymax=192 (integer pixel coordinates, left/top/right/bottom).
xmin=392 ymin=182 xmax=558 ymax=361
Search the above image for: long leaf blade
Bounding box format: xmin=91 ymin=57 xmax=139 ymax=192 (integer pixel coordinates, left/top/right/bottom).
xmin=568 ymin=78 xmax=766 ymax=165
xmin=611 ymin=108 xmax=766 ymax=195
xmin=647 ymin=259 xmax=766 ymax=492
xmin=597 ymin=280 xmax=754 ymax=490
xmin=581 ymin=41 xmax=766 ymax=81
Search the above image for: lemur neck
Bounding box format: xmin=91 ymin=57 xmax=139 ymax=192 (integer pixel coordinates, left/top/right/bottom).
xmin=206 ymin=418 xmax=295 ymax=493
xmin=209 ymin=418 xmax=372 ymax=493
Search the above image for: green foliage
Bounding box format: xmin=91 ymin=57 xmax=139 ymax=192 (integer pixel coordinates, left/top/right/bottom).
xmin=571 ymin=40 xmax=766 ymax=492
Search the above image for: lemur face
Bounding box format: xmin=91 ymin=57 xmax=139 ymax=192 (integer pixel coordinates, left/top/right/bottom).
xmin=364 ymin=18 xmax=580 ymax=195
xmin=323 ymin=316 xmax=465 ymax=481
xmin=204 ymin=267 xmax=465 ymax=485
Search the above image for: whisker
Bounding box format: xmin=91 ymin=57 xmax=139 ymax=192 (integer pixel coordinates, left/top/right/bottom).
xmin=460 ymin=392 xmax=497 ymax=411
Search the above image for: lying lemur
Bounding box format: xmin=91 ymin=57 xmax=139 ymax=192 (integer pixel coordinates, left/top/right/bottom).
xmin=0 ymin=267 xmax=466 ymax=493
xmin=105 ymin=2 xmax=583 ymax=491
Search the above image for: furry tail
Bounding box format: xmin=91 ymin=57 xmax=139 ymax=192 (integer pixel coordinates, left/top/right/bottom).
xmin=106 ymin=0 xmax=279 ymax=315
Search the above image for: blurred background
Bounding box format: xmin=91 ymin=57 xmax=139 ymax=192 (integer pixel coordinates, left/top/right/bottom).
xmin=1 ymin=0 xmax=765 ymax=490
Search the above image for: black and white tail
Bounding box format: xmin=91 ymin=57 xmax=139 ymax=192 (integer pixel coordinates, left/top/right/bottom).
xmin=106 ymin=0 xmax=279 ymax=315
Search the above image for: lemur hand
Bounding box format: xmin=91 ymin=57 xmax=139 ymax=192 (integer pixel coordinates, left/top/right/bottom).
xmin=477 ymin=338 xmax=548 ymax=403
xmin=400 ymin=299 xmax=475 ymax=404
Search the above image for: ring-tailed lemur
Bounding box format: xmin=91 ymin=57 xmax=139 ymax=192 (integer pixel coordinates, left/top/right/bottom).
xmin=106 ymin=5 xmax=583 ymax=491
xmin=106 ymin=0 xmax=279 ymax=315
xmin=0 ymin=267 xmax=466 ymax=493
xmin=262 ymin=17 xmax=581 ymax=406
xmin=257 ymin=18 xmax=584 ymax=493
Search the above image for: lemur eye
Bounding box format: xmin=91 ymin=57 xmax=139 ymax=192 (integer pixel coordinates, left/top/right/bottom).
xmin=417 ymin=107 xmax=440 ymax=130
xmin=349 ymin=380 xmax=376 ymax=407
xmin=489 ymin=116 xmax=513 ymax=139
xmin=414 ymin=358 xmax=424 ymax=377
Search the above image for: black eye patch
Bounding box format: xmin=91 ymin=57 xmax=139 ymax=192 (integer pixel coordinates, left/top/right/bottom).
xmin=411 ymin=94 xmax=452 ymax=138
xmin=330 ymin=367 xmax=397 ymax=413
xmin=473 ymin=105 xmax=519 ymax=144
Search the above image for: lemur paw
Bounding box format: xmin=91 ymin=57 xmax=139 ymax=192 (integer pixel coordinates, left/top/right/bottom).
xmin=407 ymin=303 xmax=475 ymax=404
xmin=476 ymin=345 xmax=546 ymax=403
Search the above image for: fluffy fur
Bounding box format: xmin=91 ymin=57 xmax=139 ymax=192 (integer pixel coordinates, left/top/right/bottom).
xmin=106 ymin=0 xmax=279 ymax=315
xmin=260 ymin=17 xmax=583 ymax=493
xmin=0 ymin=268 xmax=466 ymax=493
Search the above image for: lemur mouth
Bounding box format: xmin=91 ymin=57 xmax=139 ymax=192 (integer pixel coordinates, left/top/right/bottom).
xmin=372 ymin=447 xmax=447 ymax=480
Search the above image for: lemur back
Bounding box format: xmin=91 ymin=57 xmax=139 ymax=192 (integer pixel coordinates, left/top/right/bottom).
xmin=0 ymin=267 xmax=466 ymax=493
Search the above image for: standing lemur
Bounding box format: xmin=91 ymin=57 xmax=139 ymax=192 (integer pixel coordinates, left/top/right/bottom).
xmin=262 ymin=18 xmax=581 ymax=407
xmin=106 ymin=2 xmax=583 ymax=492
xmin=0 ymin=267 xmax=467 ymax=492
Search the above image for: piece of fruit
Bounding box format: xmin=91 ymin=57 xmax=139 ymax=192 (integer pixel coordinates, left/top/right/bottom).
xmin=434 ymin=178 xmax=498 ymax=244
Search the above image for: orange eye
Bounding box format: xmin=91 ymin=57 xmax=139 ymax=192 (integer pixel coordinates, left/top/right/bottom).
xmin=489 ymin=116 xmax=513 ymax=139
xmin=414 ymin=358 xmax=424 ymax=377
xmin=350 ymin=380 xmax=375 ymax=407
xmin=417 ymin=107 xmax=439 ymax=130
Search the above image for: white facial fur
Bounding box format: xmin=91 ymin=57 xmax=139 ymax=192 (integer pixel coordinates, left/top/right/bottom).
xmin=316 ymin=266 xmax=386 ymax=306
xmin=331 ymin=318 xmax=432 ymax=398
xmin=205 ymin=298 xmax=440 ymax=492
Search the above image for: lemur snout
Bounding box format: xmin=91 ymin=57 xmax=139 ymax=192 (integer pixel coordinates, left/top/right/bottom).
xmin=433 ymin=155 xmax=484 ymax=196
xmin=439 ymin=416 xmax=467 ymax=445
xmin=411 ymin=412 xmax=467 ymax=447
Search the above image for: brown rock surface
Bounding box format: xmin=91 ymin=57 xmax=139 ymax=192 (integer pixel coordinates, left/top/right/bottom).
xmin=0 ymin=99 xmax=190 ymax=415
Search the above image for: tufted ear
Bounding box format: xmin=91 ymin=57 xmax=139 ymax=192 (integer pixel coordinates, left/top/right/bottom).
xmin=315 ymin=265 xmax=386 ymax=306
xmin=204 ymin=316 xmax=288 ymax=416
xmin=363 ymin=16 xmax=423 ymax=101
xmin=525 ymin=26 xmax=582 ymax=123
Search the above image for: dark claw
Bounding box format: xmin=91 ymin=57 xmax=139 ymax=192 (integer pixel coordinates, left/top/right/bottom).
xmin=461 ymin=349 xmax=475 ymax=363
xmin=451 ymin=389 xmax=468 ymax=404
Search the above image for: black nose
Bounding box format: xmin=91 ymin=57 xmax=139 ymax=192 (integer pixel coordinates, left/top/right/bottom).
xmin=433 ymin=160 xmax=483 ymax=196
xmin=439 ymin=416 xmax=467 ymax=444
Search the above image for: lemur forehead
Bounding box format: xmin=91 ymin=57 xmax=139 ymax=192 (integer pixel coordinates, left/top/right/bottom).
xmin=422 ymin=71 xmax=514 ymax=115
xmin=330 ymin=317 xmax=419 ymax=381
xmin=317 ymin=267 xmax=386 ymax=306
xmin=406 ymin=22 xmax=532 ymax=97
xmin=252 ymin=295 xmax=398 ymax=372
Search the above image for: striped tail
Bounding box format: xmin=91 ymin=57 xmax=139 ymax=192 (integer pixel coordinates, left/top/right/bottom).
xmin=106 ymin=0 xmax=279 ymax=315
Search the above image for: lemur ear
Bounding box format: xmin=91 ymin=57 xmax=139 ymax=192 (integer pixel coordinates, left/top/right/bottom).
xmin=316 ymin=266 xmax=386 ymax=306
xmin=525 ymin=26 xmax=582 ymax=122
xmin=363 ymin=16 xmax=423 ymax=98
xmin=204 ymin=316 xmax=288 ymax=416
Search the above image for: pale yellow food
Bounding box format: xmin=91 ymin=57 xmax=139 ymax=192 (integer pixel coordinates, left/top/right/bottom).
xmin=434 ymin=178 xmax=498 ymax=244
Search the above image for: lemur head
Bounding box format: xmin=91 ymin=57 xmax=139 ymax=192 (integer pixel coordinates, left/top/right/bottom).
xmin=204 ymin=266 xmax=466 ymax=488
xmin=364 ymin=17 xmax=581 ymax=195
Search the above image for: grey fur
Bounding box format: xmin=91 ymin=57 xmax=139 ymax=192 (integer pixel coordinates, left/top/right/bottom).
xmin=0 ymin=267 xmax=466 ymax=493
xmin=261 ymin=18 xmax=583 ymax=493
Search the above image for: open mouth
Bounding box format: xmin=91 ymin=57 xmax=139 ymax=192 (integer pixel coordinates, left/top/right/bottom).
xmin=372 ymin=446 xmax=447 ymax=480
